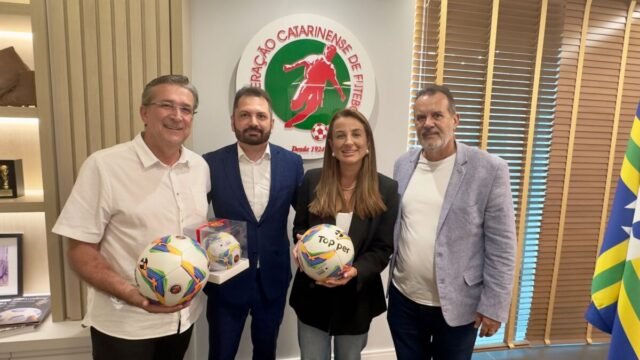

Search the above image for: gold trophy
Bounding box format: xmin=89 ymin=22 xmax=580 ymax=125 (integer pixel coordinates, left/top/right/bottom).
xmin=0 ymin=165 xmax=11 ymax=197
xmin=0 ymin=160 xmax=24 ymax=198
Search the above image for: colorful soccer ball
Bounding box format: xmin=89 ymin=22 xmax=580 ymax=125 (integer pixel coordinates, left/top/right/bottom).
xmin=311 ymin=122 xmax=328 ymax=142
xmin=204 ymin=232 xmax=242 ymax=271
xmin=0 ymin=307 xmax=41 ymax=324
xmin=298 ymin=224 xmax=354 ymax=281
xmin=134 ymin=235 xmax=209 ymax=306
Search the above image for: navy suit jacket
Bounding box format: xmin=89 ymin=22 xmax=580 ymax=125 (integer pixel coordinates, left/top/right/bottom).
xmin=203 ymin=143 xmax=304 ymax=303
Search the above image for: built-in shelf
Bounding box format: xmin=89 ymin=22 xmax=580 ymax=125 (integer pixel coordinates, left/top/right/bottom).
xmin=0 ymin=316 xmax=90 ymax=354
xmin=0 ymin=106 xmax=37 ymax=118
xmin=0 ymin=194 xmax=44 ymax=212
xmin=0 ymin=2 xmax=30 ymax=16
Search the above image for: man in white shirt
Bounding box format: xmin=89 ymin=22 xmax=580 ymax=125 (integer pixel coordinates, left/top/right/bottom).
xmin=203 ymin=87 xmax=304 ymax=360
xmin=52 ymin=75 xmax=210 ymax=360
xmin=388 ymin=84 xmax=517 ymax=359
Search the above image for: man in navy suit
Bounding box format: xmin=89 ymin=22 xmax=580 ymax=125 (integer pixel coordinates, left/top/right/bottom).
xmin=203 ymin=87 xmax=304 ymax=360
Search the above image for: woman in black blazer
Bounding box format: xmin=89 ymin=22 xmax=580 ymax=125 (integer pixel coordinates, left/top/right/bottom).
xmin=290 ymin=109 xmax=399 ymax=360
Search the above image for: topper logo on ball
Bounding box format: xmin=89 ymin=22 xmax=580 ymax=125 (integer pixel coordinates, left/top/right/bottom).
xmin=236 ymin=14 xmax=376 ymax=159
xmin=316 ymin=235 xmax=351 ymax=253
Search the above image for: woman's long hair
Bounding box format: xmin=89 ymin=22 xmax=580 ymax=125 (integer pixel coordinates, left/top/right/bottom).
xmin=309 ymin=109 xmax=387 ymax=219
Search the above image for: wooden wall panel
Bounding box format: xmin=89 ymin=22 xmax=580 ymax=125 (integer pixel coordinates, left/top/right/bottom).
xmin=38 ymin=0 xmax=186 ymax=320
xmin=97 ymin=0 xmax=117 ymax=148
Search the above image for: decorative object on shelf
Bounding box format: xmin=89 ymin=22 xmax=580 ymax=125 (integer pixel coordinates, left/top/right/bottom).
xmin=0 ymin=159 xmax=24 ymax=199
xmin=0 ymin=47 xmax=28 ymax=99
xmin=0 ymin=233 xmax=22 ymax=297
xmin=0 ymin=70 xmax=36 ymax=107
xmin=0 ymin=295 xmax=51 ymax=330
xmin=0 ymin=47 xmax=36 ymax=107
xmin=0 ymin=321 xmax=39 ymax=339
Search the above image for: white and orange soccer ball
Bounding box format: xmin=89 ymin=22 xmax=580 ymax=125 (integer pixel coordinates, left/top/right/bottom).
xmin=297 ymin=224 xmax=354 ymax=281
xmin=134 ymin=235 xmax=209 ymax=306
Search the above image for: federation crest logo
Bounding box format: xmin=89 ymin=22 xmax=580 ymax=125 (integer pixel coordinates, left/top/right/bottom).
xmin=236 ymin=15 xmax=375 ymax=159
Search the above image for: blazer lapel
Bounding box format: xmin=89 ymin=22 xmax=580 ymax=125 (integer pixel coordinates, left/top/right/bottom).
xmin=436 ymin=141 xmax=468 ymax=236
xmin=394 ymin=149 xmax=421 ymax=248
xmin=348 ymin=215 xmax=369 ymax=256
xmin=225 ymin=145 xmax=258 ymax=223
xmin=259 ymin=144 xmax=279 ymax=224
xmin=398 ymin=149 xmax=421 ymax=197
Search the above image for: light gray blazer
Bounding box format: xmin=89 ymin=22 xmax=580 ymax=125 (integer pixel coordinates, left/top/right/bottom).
xmin=389 ymin=141 xmax=517 ymax=326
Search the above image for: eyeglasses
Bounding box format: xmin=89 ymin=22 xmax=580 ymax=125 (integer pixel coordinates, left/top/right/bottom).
xmin=147 ymin=101 xmax=196 ymax=117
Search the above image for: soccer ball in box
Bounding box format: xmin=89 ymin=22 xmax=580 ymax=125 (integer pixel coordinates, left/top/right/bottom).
xmin=204 ymin=232 xmax=242 ymax=271
xmin=298 ymin=224 xmax=354 ymax=281
xmin=134 ymin=235 xmax=209 ymax=306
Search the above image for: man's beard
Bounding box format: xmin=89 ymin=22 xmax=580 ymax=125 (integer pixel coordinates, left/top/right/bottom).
xmin=420 ymin=131 xmax=444 ymax=152
xmin=235 ymin=126 xmax=271 ymax=145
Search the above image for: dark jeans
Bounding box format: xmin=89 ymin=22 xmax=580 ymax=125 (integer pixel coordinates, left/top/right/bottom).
xmin=90 ymin=325 xmax=193 ymax=360
xmin=387 ymin=284 xmax=478 ymax=360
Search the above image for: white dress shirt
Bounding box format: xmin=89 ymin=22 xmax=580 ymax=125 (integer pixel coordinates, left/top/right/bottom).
xmin=237 ymin=143 xmax=271 ymax=221
xmin=52 ymin=133 xmax=210 ymax=339
xmin=336 ymin=212 xmax=353 ymax=235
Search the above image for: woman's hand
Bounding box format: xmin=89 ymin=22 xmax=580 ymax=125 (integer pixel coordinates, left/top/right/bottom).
xmin=292 ymin=234 xmax=303 ymax=271
xmin=315 ymin=265 xmax=358 ymax=287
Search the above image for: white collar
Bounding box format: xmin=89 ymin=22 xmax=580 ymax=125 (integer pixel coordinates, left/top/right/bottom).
xmin=237 ymin=143 xmax=271 ymax=163
xmin=134 ymin=132 xmax=189 ymax=168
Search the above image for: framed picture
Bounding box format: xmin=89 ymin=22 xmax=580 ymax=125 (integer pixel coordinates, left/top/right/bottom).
xmin=0 ymin=233 xmax=22 ymax=297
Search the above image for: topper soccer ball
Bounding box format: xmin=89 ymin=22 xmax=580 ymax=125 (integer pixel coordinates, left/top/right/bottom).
xmin=134 ymin=235 xmax=210 ymax=306
xmin=311 ymin=122 xmax=328 ymax=142
xmin=204 ymin=232 xmax=242 ymax=271
xmin=0 ymin=307 xmax=41 ymax=324
xmin=298 ymin=224 xmax=354 ymax=281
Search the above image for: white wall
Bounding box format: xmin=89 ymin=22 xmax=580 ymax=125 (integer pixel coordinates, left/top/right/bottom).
xmin=190 ymin=1 xmax=413 ymax=358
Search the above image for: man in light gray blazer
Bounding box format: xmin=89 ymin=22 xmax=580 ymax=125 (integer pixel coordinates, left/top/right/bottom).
xmin=387 ymin=84 xmax=516 ymax=360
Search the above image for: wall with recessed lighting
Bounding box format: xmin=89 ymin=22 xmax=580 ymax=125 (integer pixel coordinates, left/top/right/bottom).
xmin=189 ymin=1 xmax=413 ymax=359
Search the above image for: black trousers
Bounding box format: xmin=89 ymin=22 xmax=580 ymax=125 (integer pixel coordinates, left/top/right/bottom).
xmin=90 ymin=325 xmax=193 ymax=360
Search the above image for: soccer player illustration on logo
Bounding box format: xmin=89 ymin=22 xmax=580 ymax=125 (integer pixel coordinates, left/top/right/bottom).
xmin=282 ymin=44 xmax=347 ymax=128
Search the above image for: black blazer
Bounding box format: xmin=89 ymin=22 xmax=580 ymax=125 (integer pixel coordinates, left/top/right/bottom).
xmin=289 ymin=168 xmax=399 ymax=335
